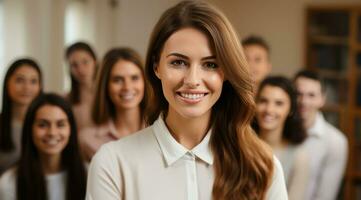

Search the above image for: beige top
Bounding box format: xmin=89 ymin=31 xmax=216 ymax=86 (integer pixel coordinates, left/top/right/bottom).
xmin=79 ymin=120 xmax=120 ymax=161
xmin=275 ymin=144 xmax=310 ymax=200
xmin=86 ymin=116 xmax=288 ymax=200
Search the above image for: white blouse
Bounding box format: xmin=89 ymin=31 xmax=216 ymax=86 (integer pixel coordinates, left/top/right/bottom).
xmin=0 ymin=168 xmax=66 ymax=200
xmin=86 ymin=116 xmax=288 ymax=200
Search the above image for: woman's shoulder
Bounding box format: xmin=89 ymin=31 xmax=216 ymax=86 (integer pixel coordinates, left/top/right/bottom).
xmin=94 ymin=126 xmax=156 ymax=159
xmin=266 ymin=156 xmax=288 ymax=200
xmin=0 ymin=167 xmax=16 ymax=184
xmin=0 ymin=167 xmax=17 ymax=199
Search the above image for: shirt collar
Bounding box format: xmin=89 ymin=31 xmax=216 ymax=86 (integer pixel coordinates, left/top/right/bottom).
xmin=308 ymin=112 xmax=326 ymax=137
xmin=152 ymin=115 xmax=214 ymax=167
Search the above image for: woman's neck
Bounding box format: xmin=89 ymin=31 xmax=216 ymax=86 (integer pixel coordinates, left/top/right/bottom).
xmin=165 ymin=109 xmax=211 ymax=150
xmin=78 ymin=82 xmax=93 ymax=102
xmin=40 ymin=154 xmax=62 ymax=175
xmin=114 ymin=107 xmax=143 ymax=137
xmin=259 ymin=127 xmax=286 ymax=149
xmin=11 ymin=104 xmax=28 ymax=122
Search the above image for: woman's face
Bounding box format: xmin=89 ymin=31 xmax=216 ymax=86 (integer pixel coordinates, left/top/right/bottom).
xmin=256 ymin=85 xmax=291 ymax=133
xmin=155 ymin=27 xmax=224 ymax=120
xmin=7 ymin=65 xmax=41 ymax=106
xmin=68 ymin=50 xmax=96 ymax=85
xmin=32 ymin=104 xmax=71 ymax=159
xmin=108 ymin=60 xmax=145 ymax=111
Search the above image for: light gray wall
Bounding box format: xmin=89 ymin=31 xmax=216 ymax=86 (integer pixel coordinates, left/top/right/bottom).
xmin=208 ymin=0 xmax=361 ymax=77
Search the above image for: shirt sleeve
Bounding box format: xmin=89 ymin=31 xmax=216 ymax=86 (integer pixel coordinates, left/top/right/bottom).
xmin=266 ymin=157 xmax=288 ymax=200
xmin=0 ymin=168 xmax=16 ymax=200
xmin=314 ymin=133 xmax=348 ymax=200
xmin=86 ymin=144 xmax=123 ymax=200
xmin=288 ymin=148 xmax=310 ymax=200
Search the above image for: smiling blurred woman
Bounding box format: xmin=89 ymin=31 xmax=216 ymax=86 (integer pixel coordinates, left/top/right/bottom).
xmin=253 ymin=76 xmax=309 ymax=200
xmin=0 ymin=93 xmax=86 ymax=200
xmin=79 ymin=47 xmax=148 ymax=161
xmin=0 ymin=58 xmax=43 ymax=174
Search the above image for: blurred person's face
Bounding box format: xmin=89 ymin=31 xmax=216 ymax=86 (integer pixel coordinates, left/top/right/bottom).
xmin=256 ymin=85 xmax=290 ymax=133
xmin=32 ymin=105 xmax=71 ymax=159
xmin=68 ymin=50 xmax=96 ymax=85
xmin=294 ymin=77 xmax=325 ymax=127
xmin=155 ymin=28 xmax=224 ymax=121
xmin=243 ymin=45 xmax=271 ymax=86
xmin=7 ymin=65 xmax=41 ymax=106
xmin=108 ymin=60 xmax=145 ymax=111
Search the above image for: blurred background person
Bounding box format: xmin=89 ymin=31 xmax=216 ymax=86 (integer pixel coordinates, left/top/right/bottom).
xmin=0 ymin=58 xmax=43 ymax=174
xmin=65 ymin=42 xmax=98 ymax=131
xmin=253 ymin=76 xmax=309 ymax=200
xmin=0 ymin=93 xmax=86 ymax=200
xmin=294 ymin=70 xmax=348 ymax=200
xmin=242 ymin=35 xmax=272 ymax=92
xmin=79 ymin=47 xmax=148 ymax=161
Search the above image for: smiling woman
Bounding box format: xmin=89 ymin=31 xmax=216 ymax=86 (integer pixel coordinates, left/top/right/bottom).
xmin=78 ymin=47 xmax=148 ymax=162
xmin=0 ymin=93 xmax=86 ymax=200
xmin=86 ymin=1 xmax=287 ymax=200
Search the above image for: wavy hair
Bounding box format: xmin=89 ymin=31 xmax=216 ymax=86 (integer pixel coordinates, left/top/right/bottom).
xmin=145 ymin=1 xmax=274 ymax=199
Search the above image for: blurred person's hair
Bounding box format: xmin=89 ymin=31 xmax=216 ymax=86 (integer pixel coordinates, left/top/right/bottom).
xmin=242 ymin=35 xmax=270 ymax=55
xmin=294 ymin=69 xmax=326 ymax=94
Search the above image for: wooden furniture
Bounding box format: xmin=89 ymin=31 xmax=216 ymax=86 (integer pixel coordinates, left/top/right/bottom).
xmin=305 ymin=5 xmax=361 ymax=199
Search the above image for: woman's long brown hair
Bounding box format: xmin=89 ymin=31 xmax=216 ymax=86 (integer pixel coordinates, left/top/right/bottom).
xmin=145 ymin=1 xmax=274 ymax=199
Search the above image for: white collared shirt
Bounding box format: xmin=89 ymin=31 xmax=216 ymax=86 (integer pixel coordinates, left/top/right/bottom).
xmin=304 ymin=112 xmax=348 ymax=200
xmin=86 ymin=116 xmax=287 ymax=200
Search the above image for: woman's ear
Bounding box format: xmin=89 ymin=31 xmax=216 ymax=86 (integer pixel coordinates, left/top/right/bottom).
xmin=154 ymin=62 xmax=161 ymax=79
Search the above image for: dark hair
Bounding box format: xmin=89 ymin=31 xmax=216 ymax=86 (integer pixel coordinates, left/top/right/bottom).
xmin=254 ymin=76 xmax=307 ymax=144
xmin=145 ymin=1 xmax=273 ymax=199
xmin=65 ymin=41 xmax=97 ymax=104
xmin=0 ymin=58 xmax=43 ymax=152
xmin=242 ymin=35 xmax=270 ymax=54
xmin=294 ymin=69 xmax=326 ymax=93
xmin=16 ymin=93 xmax=86 ymax=200
xmin=92 ymin=47 xmax=149 ymax=125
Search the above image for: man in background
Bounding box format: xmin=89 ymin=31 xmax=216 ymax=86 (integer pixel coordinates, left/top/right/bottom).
xmin=242 ymin=35 xmax=272 ymax=92
xmin=294 ymin=70 xmax=348 ymax=200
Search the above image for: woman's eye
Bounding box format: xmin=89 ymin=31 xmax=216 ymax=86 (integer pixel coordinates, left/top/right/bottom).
xmin=204 ymin=62 xmax=218 ymax=69
xmin=131 ymin=75 xmax=140 ymax=81
xmin=170 ymin=60 xmax=187 ymax=66
xmin=36 ymin=122 xmax=47 ymax=128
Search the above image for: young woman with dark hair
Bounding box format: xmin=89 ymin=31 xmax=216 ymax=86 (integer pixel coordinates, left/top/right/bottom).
xmin=86 ymin=1 xmax=287 ymax=199
xmin=0 ymin=93 xmax=86 ymax=200
xmin=254 ymin=76 xmax=309 ymax=200
xmin=0 ymin=58 xmax=42 ymax=174
xmin=65 ymin=42 xmax=98 ymax=131
xmin=79 ymin=47 xmax=148 ymax=161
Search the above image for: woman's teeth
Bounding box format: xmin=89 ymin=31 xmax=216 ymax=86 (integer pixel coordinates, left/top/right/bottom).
xmin=180 ymin=93 xmax=205 ymax=99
